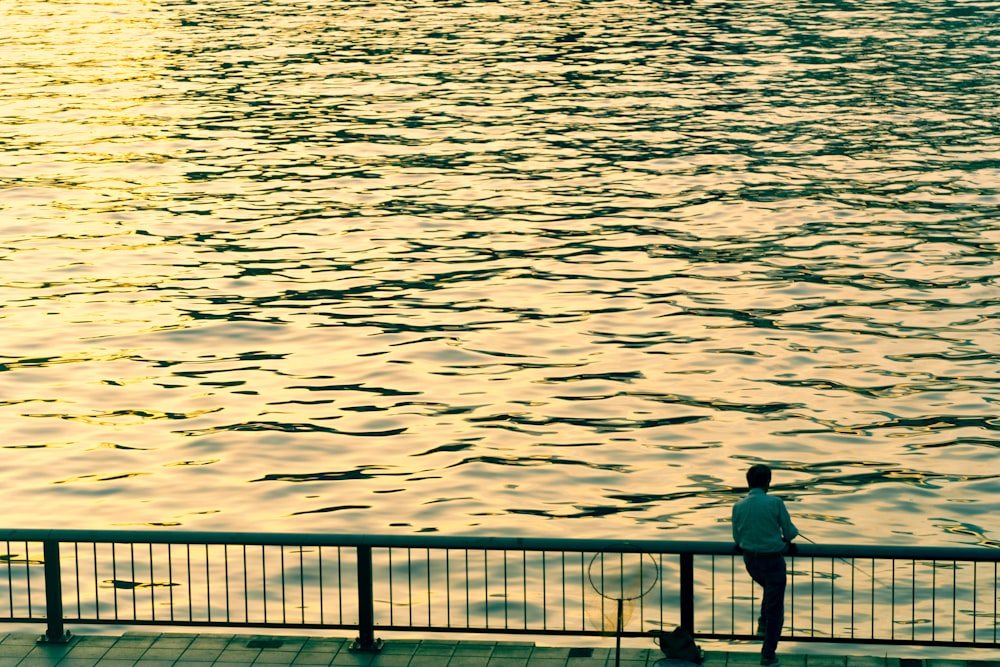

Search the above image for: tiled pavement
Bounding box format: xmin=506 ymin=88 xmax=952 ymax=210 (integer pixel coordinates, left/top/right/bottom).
xmin=0 ymin=632 xmax=997 ymax=667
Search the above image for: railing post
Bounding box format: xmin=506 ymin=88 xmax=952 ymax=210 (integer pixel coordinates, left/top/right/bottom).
xmin=679 ymin=553 xmax=694 ymax=632
xmin=349 ymin=545 xmax=382 ymax=652
xmin=38 ymin=540 xmax=71 ymax=644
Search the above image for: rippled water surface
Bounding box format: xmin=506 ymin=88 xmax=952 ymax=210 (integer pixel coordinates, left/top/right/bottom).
xmin=2 ymin=0 xmax=998 ymax=546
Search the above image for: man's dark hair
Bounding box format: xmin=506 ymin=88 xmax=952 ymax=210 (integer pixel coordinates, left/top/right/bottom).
xmin=746 ymin=464 xmax=772 ymax=489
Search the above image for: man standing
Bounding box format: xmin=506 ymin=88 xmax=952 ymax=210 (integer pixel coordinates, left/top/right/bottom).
xmin=732 ymin=464 xmax=799 ymax=667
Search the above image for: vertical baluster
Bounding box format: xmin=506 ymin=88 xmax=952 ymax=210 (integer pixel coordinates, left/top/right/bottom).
xmin=224 ymin=544 xmax=231 ymax=624
xmin=168 ymin=544 xmax=175 ymax=623
xmin=446 ymin=549 xmax=452 ymax=629
xmin=280 ymin=545 xmax=286 ymax=625
xmin=849 ymin=557 xmax=856 ymax=640
xmin=318 ymin=546 xmax=325 ymax=625
xmin=148 ymin=544 xmax=155 ymax=622
xmin=503 ymin=549 xmax=509 ymax=630
xmin=300 ymin=545 xmax=306 ymax=625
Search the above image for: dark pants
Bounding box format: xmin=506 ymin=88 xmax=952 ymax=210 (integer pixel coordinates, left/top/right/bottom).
xmin=743 ymin=555 xmax=786 ymax=660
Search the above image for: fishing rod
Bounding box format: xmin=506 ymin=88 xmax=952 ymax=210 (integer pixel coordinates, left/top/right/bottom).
xmin=796 ymin=533 xmax=876 ymax=582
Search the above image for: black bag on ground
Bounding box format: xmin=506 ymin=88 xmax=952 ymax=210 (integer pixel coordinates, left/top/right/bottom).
xmin=653 ymin=626 xmax=704 ymax=664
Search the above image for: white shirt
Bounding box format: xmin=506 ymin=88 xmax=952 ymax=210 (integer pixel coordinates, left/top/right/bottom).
xmin=732 ymin=487 xmax=799 ymax=553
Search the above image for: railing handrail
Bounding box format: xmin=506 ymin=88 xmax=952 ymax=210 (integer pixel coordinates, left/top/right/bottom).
xmin=2 ymin=527 xmax=997 ymax=562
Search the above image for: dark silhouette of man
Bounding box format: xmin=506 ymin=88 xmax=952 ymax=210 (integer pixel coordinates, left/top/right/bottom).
xmin=732 ymin=464 xmax=798 ymax=667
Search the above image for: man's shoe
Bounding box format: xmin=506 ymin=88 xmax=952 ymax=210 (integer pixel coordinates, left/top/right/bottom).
xmin=760 ymin=657 xmax=780 ymax=666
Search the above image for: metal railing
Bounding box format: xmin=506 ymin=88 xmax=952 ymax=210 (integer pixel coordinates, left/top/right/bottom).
xmin=1 ymin=529 xmax=997 ymax=650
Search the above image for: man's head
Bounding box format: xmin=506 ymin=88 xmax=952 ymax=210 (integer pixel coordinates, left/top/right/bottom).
xmin=746 ymin=463 xmax=772 ymax=490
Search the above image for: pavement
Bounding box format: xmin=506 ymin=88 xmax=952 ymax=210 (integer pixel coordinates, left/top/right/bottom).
xmin=1 ymin=631 xmax=997 ymax=667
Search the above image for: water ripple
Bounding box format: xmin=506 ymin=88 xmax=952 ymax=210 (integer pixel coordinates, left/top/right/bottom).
xmin=0 ymin=0 xmax=997 ymax=546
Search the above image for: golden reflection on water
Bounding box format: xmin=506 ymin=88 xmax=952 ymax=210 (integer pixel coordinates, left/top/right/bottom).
xmin=1 ymin=0 xmax=998 ymax=546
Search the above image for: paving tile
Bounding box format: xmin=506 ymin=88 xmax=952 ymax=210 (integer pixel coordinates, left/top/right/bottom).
xmin=331 ymin=651 xmax=377 ymax=665
xmin=64 ymin=644 xmax=113 ymax=659
xmin=252 ymin=655 xmax=298 ymax=666
xmin=531 ymin=647 xmax=571 ymax=659
xmin=727 ymin=653 xmax=764 ymax=667
xmin=846 ymin=657 xmax=887 ymax=667
xmin=380 ymin=641 xmax=420 ymax=655
xmin=29 ymin=641 xmax=77 ymax=655
xmin=617 ymin=648 xmax=653 ymax=661
xmin=18 ymin=659 xmax=64 ymax=667
xmin=564 ymin=650 xmax=612 ymax=667
xmin=523 ymin=659 xmax=565 ymax=667
xmin=217 ymin=648 xmax=266 ymax=662
xmin=143 ymin=646 xmax=186 ymax=660
xmin=102 ymin=645 xmax=149 ymax=659
xmin=561 ymin=658 xmax=607 ymax=667
xmin=114 ymin=635 xmax=159 ymax=649
xmin=368 ymin=655 xmax=414 ymax=666
xmin=409 ymin=656 xmax=449 ymax=667
xmin=569 ymin=647 xmax=610 ymax=660
xmin=189 ymin=636 xmax=236 ymax=649
xmin=264 ymin=641 xmax=310 ymax=653
xmin=809 ymin=657 xmax=848 ymax=667
xmin=6 ymin=634 xmax=41 ymax=645
xmin=296 ymin=647 xmax=343 ymax=658
xmin=299 ymin=641 xmax=347 ymax=656
xmin=292 ymin=653 xmax=337 ymax=666
xmin=446 ymin=657 xmax=490 ymax=667
xmin=247 ymin=637 xmax=306 ymax=651
xmin=417 ymin=640 xmax=459 ymax=655
xmin=80 ymin=636 xmax=119 ymax=647
xmin=487 ymin=657 xmax=530 ymax=667
xmin=150 ymin=636 xmax=195 ymax=649
xmin=455 ymin=642 xmax=499 ymax=653
xmin=62 ymin=659 xmax=113 ymax=667
xmin=305 ymin=638 xmax=349 ymax=645
xmin=493 ymin=644 xmax=534 ymax=658
xmin=298 ymin=645 xmax=344 ymax=655
xmin=0 ymin=658 xmax=22 ymax=667
xmin=181 ymin=647 xmax=227 ymax=661
xmin=25 ymin=647 xmax=75 ymax=661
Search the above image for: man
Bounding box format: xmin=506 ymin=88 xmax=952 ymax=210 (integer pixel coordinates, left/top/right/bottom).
xmin=732 ymin=464 xmax=799 ymax=667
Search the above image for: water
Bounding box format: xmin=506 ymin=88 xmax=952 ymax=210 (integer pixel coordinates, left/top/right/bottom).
xmin=1 ymin=0 xmax=998 ymax=547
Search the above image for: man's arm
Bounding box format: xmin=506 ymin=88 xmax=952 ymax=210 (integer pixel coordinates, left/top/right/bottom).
xmin=778 ymin=500 xmax=798 ymax=543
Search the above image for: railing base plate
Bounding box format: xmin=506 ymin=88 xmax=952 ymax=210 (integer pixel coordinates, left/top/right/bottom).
xmin=37 ymin=631 xmax=73 ymax=645
xmin=349 ymin=637 xmax=384 ymax=653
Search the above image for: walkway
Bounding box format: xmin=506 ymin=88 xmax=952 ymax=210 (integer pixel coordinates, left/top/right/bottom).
xmin=0 ymin=631 xmax=995 ymax=667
